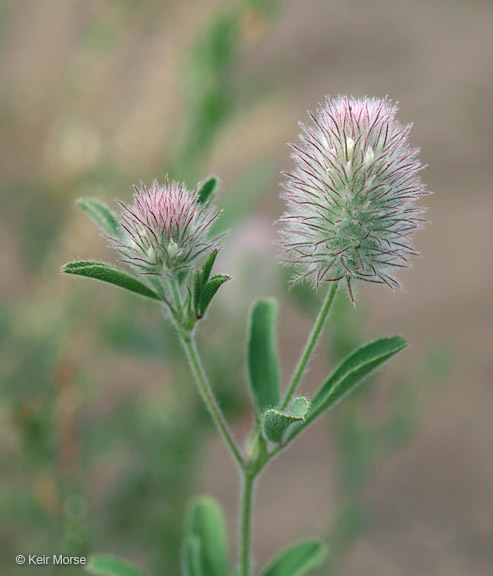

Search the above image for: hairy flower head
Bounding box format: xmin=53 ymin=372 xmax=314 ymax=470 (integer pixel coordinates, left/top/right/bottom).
xmin=279 ymin=95 xmax=430 ymax=301
xmin=115 ymin=178 xmax=222 ymax=275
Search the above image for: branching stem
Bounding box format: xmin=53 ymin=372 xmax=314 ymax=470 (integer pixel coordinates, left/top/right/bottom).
xmin=178 ymin=329 xmax=244 ymax=468
xmin=176 ymin=282 xmax=337 ymax=575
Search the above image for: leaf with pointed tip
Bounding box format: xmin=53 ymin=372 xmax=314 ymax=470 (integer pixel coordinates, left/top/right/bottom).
xmin=261 ymin=539 xmax=327 ymax=576
xmin=286 ymin=337 xmax=408 ymax=443
xmin=193 ymin=252 xmax=228 ymax=319
xmin=184 ymin=496 xmax=229 ymax=576
xmin=193 ymin=270 xmax=203 ymax=313
xmin=247 ymin=299 xmax=281 ymax=413
xmin=86 ymin=554 xmax=147 ymax=576
xmin=182 ymin=536 xmax=204 ymax=576
xmin=63 ymin=261 xmax=161 ymax=301
xmin=197 ymin=177 xmax=219 ymax=205
xmin=201 ymin=250 xmax=219 ymax=285
xmin=311 ymin=337 xmax=408 ymax=416
xmin=262 ymin=397 xmax=310 ymax=443
xmin=199 ymin=274 xmax=231 ymax=317
xmin=76 ymin=198 xmax=122 ymax=239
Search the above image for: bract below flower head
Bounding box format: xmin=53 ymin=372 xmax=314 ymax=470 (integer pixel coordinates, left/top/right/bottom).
xmin=115 ymin=177 xmax=222 ymax=276
xmin=279 ymin=95 xmax=430 ymax=302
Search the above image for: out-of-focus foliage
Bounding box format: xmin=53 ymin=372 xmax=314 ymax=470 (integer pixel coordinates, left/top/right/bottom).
xmin=260 ymin=539 xmax=327 ymax=576
xmin=175 ymin=0 xmax=278 ymax=181
xmin=0 ymin=1 xmax=278 ymax=574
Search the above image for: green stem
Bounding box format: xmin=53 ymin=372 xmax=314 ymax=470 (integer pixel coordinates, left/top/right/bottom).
xmin=280 ymin=282 xmax=338 ymax=410
xmin=178 ymin=330 xmax=244 ymax=468
xmin=169 ymin=277 xmax=184 ymax=317
xmin=240 ymin=473 xmax=255 ymax=576
xmin=148 ymin=276 xmax=172 ymax=309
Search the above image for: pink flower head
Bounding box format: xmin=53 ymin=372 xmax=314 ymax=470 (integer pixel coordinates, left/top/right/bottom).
xmin=279 ymin=95 xmax=430 ymax=302
xmin=115 ymin=178 xmax=222 ymax=275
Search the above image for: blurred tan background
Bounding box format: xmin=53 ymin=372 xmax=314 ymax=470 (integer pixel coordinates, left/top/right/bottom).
xmin=1 ymin=1 xmax=492 ymax=575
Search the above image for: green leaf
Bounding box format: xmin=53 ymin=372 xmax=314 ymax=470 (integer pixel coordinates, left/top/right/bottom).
xmin=201 ymin=250 xmax=219 ymax=285
xmin=76 ymin=197 xmax=122 ymax=239
xmin=199 ymin=274 xmax=231 ymax=317
xmin=193 ymin=251 xmax=219 ymax=317
xmin=62 ymin=261 xmax=161 ymax=301
xmin=184 ymin=496 xmax=229 ymax=576
xmin=261 ymin=539 xmax=327 ymax=576
xmin=263 ymin=409 xmax=303 ymax=443
xmin=310 ymin=337 xmax=408 ymax=420
xmin=86 ymin=554 xmax=147 ymax=576
xmin=247 ymin=299 xmax=281 ymax=413
xmin=197 ymin=177 xmax=219 ymax=205
xmin=289 ymin=397 xmax=310 ymax=419
xmin=192 ymin=252 xmax=230 ymax=319
xmin=193 ymin=270 xmax=203 ymax=313
xmin=262 ymin=397 xmax=310 ymax=443
xmin=182 ymin=536 xmax=204 ymax=576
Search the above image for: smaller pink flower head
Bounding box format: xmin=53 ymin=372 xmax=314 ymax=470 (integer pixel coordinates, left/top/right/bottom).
xmin=115 ymin=177 xmax=222 ymax=275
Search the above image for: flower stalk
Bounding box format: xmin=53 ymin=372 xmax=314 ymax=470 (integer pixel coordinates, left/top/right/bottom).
xmin=281 ymin=282 xmax=338 ymax=410
xmin=177 ymin=327 xmax=244 ymax=469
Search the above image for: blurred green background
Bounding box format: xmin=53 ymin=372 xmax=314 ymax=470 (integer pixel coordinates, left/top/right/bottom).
xmin=1 ymin=1 xmax=492 ymax=575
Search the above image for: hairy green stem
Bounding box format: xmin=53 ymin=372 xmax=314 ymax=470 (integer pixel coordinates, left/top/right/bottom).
xmin=281 ymin=282 xmax=338 ymax=409
xmin=174 ymin=280 xmax=337 ymax=576
xmin=240 ymin=473 xmax=255 ymax=576
xmin=148 ymin=277 xmax=172 ymax=309
xmin=179 ymin=330 xmax=244 ymax=468
xmin=169 ymin=277 xmax=184 ymax=317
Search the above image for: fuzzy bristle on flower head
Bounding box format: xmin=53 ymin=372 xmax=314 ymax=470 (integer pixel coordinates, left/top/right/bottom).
xmin=279 ymin=95 xmax=430 ymax=302
xmin=115 ymin=178 xmax=222 ymax=275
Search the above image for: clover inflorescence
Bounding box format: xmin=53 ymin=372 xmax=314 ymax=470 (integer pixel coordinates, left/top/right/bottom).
xmin=115 ymin=177 xmax=222 ymax=276
xmin=279 ymin=95 xmax=430 ymax=302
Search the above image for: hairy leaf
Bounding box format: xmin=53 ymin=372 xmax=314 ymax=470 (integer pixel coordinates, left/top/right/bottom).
xmin=311 ymin=336 xmax=408 ymax=416
xmin=247 ymin=299 xmax=281 ymax=412
xmin=201 ymin=249 xmax=219 ymax=285
xmin=262 ymin=398 xmax=310 ymax=443
xmin=76 ymin=197 xmax=122 ymax=239
xmin=263 ymin=409 xmax=303 ymax=443
xmin=193 ymin=270 xmax=203 ymax=314
xmin=289 ymin=397 xmax=310 ymax=419
xmin=63 ymin=261 xmax=161 ymax=301
xmin=285 ymin=337 xmax=408 ymax=444
xmin=199 ymin=274 xmax=231 ymax=317
xmin=197 ymin=177 xmax=219 ymax=205
xmin=192 ymin=251 xmax=230 ymax=319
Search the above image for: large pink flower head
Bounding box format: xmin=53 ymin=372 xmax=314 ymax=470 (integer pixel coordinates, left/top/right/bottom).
xmin=279 ymin=95 xmax=430 ymax=302
xmin=116 ymin=178 xmax=222 ymax=275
